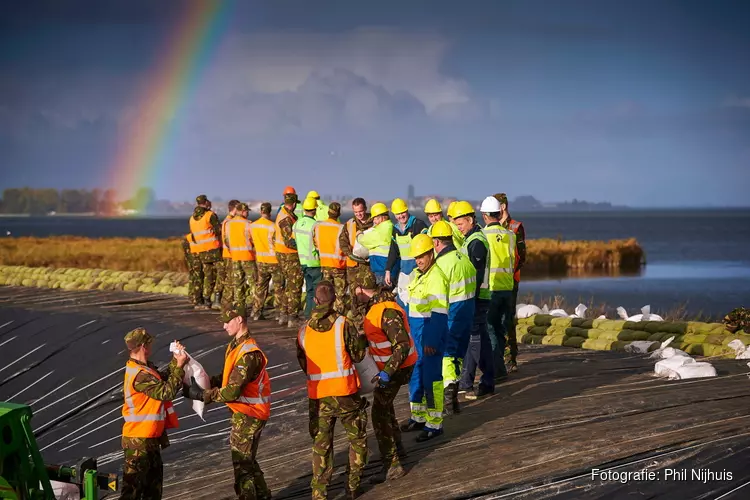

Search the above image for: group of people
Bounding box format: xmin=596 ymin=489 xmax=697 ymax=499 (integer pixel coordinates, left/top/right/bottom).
xmin=132 ymin=188 xmax=527 ymax=499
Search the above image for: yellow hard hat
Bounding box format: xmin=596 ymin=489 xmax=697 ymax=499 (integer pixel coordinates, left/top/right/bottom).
xmin=302 ymin=197 xmax=318 ymax=211
xmin=306 ymin=190 xmax=320 ymax=200
xmin=391 ymin=198 xmax=408 ymax=214
xmin=452 ymin=201 xmax=475 ymax=219
xmin=370 ymin=202 xmax=388 ymax=218
xmin=409 ymin=233 xmax=434 ymax=258
xmin=447 ymin=201 xmax=458 ymax=218
xmin=424 ymin=199 xmax=442 ymax=214
xmin=431 ymin=220 xmax=453 ymax=238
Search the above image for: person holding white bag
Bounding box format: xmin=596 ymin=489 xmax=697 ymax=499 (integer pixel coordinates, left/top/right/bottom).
xmin=183 ymin=306 xmax=272 ymax=500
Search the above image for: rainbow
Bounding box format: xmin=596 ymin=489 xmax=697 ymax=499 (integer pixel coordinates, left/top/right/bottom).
xmin=109 ymin=0 xmax=233 ymax=209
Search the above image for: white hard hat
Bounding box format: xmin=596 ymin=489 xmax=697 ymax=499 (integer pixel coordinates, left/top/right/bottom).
xmin=480 ymin=196 xmax=502 ymax=213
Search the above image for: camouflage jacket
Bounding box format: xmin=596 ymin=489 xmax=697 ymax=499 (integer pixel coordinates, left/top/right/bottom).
xmin=192 ymin=206 xmax=222 ymax=259
xmin=501 ymin=216 xmax=526 ymax=272
xmin=367 ymin=289 xmax=411 ymax=376
xmin=121 ymin=358 xmax=185 ymax=452
xmin=296 ymin=304 xmax=367 ymax=374
xmin=339 ymin=215 xmax=373 ymax=258
xmin=278 ymin=206 xmax=298 ymax=250
xmin=203 ymin=331 xmax=265 ymax=404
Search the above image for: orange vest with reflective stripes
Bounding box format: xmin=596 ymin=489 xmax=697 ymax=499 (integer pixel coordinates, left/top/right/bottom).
xmin=221 ymin=215 xmax=234 ymax=258
xmin=274 ymin=208 xmax=298 ymax=254
xmin=298 ymin=316 xmax=360 ymax=399
xmin=315 ymin=219 xmax=346 ymax=269
xmin=506 ymin=218 xmax=522 ymax=282
xmin=345 ymin=219 xmax=358 ymax=268
xmin=222 ymin=336 xmax=271 ymax=420
xmin=122 ymin=359 xmax=179 ymax=438
xmin=227 ymin=217 xmax=256 ymax=262
xmin=251 ymin=217 xmax=277 ymax=264
xmin=363 ymin=301 xmax=418 ymax=371
xmin=189 ymin=211 xmax=220 ymax=254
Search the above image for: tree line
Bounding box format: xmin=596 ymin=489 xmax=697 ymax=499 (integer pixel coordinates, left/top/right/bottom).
xmin=0 ymin=188 xmax=121 ymax=215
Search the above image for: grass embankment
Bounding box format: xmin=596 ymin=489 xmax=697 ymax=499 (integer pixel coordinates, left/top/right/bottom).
xmin=0 ymin=236 xmax=644 ymax=274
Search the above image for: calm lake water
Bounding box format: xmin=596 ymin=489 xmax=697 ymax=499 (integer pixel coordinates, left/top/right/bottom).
xmin=2 ymin=209 xmax=749 ymax=317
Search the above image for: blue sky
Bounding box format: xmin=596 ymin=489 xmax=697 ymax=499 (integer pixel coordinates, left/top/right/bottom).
xmin=0 ymin=0 xmax=748 ymax=206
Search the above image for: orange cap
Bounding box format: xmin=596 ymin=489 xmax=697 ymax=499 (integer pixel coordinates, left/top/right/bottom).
xmin=283 ymin=186 xmax=296 ymax=195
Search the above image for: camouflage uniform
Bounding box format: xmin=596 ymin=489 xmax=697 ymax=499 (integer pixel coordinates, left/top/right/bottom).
xmin=339 ymin=214 xmax=374 ymax=328
xmin=120 ymin=328 xmax=184 ymax=500
xmin=277 ymin=203 xmax=304 ymax=318
xmin=189 ymin=204 xmax=222 ymax=307
xmin=231 ymin=261 xmax=257 ymax=311
xmin=297 ymin=304 xmax=369 ymax=499
xmin=181 ymin=236 xmax=198 ymax=305
xmin=197 ymin=308 xmax=271 ymax=500
xmin=724 ymin=307 xmax=750 ymax=333
xmin=253 ymin=262 xmax=282 ymax=318
xmin=365 ymin=289 xmax=414 ymax=475
xmin=321 ymin=267 xmax=347 ymax=316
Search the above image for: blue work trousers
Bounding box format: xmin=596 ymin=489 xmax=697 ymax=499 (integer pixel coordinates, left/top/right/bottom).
xmin=487 ymin=290 xmax=514 ymax=378
xmin=459 ymin=299 xmax=493 ymax=391
xmin=302 ymin=266 xmax=322 ymax=318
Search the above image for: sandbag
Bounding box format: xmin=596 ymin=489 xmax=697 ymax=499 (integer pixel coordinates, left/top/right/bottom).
xmin=686 ymin=322 xmax=726 ymax=335
xmin=578 ymin=319 xmax=595 ymax=329
xmin=563 ymin=337 xmax=586 ymax=348
xmin=542 ymin=334 xmax=567 ymax=346
xmin=527 ymin=334 xmax=546 ymax=344
xmin=616 ymin=330 xmax=651 ymax=341
xmin=516 ymin=324 xmax=531 ymax=336
xmin=517 ymin=316 xmax=536 ymax=326
xmin=355 ymin=353 xmax=379 ymax=396
xmin=564 ymin=327 xmax=590 ymax=338
xmin=682 ymin=334 xmax=708 ymax=344
xmin=668 ymin=362 xmax=717 ymax=380
xmin=529 ymin=326 xmax=549 ymax=336
xmin=170 ymin=342 xmax=211 ymax=421
xmin=700 ymin=344 xmax=735 ymax=358
xmin=546 ymin=325 xmax=569 ymax=337
xmin=582 ymin=339 xmax=614 ymax=351
xmin=655 ymin=355 xmax=695 ymax=376
xmin=533 ymin=314 xmax=555 ymax=327
xmin=705 ymin=334 xmax=728 ymax=346
xmin=624 ymin=341 xmax=660 ymax=353
xmin=592 ymin=319 xmax=626 ymax=331
xmin=550 ymin=317 xmax=573 ymax=328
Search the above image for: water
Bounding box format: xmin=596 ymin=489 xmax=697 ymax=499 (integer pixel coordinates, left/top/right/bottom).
xmin=2 ymin=209 xmax=749 ymax=317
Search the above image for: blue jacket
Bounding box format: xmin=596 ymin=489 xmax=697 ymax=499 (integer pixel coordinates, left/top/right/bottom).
xmin=390 ymin=215 xmax=428 ymax=278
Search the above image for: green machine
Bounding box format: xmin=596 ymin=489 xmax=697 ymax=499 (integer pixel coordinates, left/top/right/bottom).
xmin=0 ymin=402 xmax=119 ymax=499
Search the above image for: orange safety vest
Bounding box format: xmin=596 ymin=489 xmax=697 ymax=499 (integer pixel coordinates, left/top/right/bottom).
xmin=345 ymin=219 xmax=358 ymax=268
xmin=298 ymin=316 xmax=360 ymax=399
xmin=363 ymin=301 xmax=418 ymax=371
xmin=506 ymin=218 xmax=522 ymax=282
xmin=227 ymin=217 xmax=256 ymax=262
xmin=274 ymin=208 xmax=298 ymax=254
xmin=189 ymin=211 xmax=221 ymax=254
xmin=221 ymin=215 xmax=234 ymax=258
xmin=315 ymin=219 xmax=346 ymax=269
xmin=251 ymin=217 xmax=277 ymax=265
xmin=122 ymin=359 xmax=179 ymax=438
xmin=222 ymin=336 xmax=271 ymax=420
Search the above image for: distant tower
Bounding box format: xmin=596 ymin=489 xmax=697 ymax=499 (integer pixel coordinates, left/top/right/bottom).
xmin=407 ymin=184 xmax=415 ymax=201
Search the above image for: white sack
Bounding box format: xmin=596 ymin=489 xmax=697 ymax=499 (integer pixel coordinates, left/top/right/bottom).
xmin=549 ymin=308 xmax=569 ymax=317
xmin=355 ymin=352 xmax=379 ymax=396
xmin=727 ymin=339 xmax=750 ymax=359
xmin=571 ymin=304 xmax=588 ymax=318
xmin=51 ymin=481 xmax=80 ymax=500
xmin=353 ymin=238 xmax=370 ymax=260
xmin=617 ymin=305 xmax=664 ymax=322
xmin=396 ymin=272 xmax=411 ymax=306
xmin=170 ymin=342 xmax=211 ymax=421
xmin=516 ymin=304 xmax=542 ymax=319
xmin=624 ymin=341 xmax=659 ymax=354
xmin=668 ymin=362 xmax=717 ymax=380
xmin=655 ymin=356 xmax=695 ymax=377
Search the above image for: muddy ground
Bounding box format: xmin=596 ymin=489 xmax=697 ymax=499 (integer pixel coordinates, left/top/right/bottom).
xmin=1 ymin=287 xmax=750 ymax=499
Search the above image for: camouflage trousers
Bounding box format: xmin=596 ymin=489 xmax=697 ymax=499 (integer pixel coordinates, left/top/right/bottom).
xmin=229 ymin=260 xmax=257 ymax=311
xmin=372 ymin=366 xmax=413 ymax=468
xmin=189 ymin=251 xmax=218 ymax=305
xmin=120 ymin=448 xmax=163 ymax=499
xmin=230 ymin=412 xmax=271 ymax=500
xmin=277 ymin=253 xmax=303 ymax=317
xmin=253 ymin=263 xmax=282 ymax=318
xmin=309 ymin=395 xmax=368 ymax=499
xmin=321 ymin=267 xmax=347 ymax=315
xmin=214 ymin=257 xmax=232 ymax=296
xmin=346 ymin=265 xmax=376 ymax=329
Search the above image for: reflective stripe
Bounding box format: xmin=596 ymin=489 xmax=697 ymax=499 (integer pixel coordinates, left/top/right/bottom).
xmin=301 ymin=316 xmax=355 ymax=381
xmin=449 ymin=292 xmax=473 ymax=303
xmin=409 ymin=309 xmax=431 ymax=318
xmin=433 ymin=307 xmax=448 ymax=315
xmin=315 ymin=221 xmax=346 ymax=268
xmin=238 ymin=395 xmax=271 ymax=404
xmin=450 ymin=276 xmax=475 ymax=290
xmin=369 ymin=340 xmax=391 ymax=349
xmin=123 ymin=412 xmax=166 ymax=423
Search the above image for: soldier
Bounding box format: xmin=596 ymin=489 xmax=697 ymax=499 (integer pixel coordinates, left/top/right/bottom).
xmin=181 ymin=234 xmax=198 ymax=307
xmin=275 ymin=187 xmax=304 ymax=327
xmin=494 ymin=193 xmax=526 ymax=373
xmin=297 ymin=281 xmax=369 ymax=499
xmin=399 ymin=234 xmax=450 ymax=442
xmin=250 ymin=202 xmax=282 ymax=321
xmin=339 ymin=198 xmax=375 ymax=326
xmin=120 ymin=328 xmax=187 ymax=500
xmin=354 ymin=274 xmax=416 ymax=483
xmin=217 ymin=200 xmax=240 ymax=310
xmin=294 ymin=197 xmax=322 ymax=318
xmin=183 ymin=306 xmax=272 ymax=500
xmin=188 ymin=194 xmax=222 ymax=310
xmin=225 ymin=203 xmax=257 ymax=311
xmin=314 ymin=202 xmax=347 ymax=315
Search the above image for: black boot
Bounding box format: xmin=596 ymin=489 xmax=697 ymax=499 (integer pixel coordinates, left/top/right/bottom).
xmin=449 ymin=383 xmax=460 ymax=414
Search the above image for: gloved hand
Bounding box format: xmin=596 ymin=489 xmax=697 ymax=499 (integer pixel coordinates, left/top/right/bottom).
xmin=371 ymin=370 xmax=390 ymax=388
xmin=182 ymin=376 xmax=205 ymax=401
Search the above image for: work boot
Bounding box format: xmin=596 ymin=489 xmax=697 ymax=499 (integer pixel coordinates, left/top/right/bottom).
xmin=396 ymin=440 xmax=407 ymax=459
xmin=399 ymin=419 xmax=425 ymax=433
xmin=277 ymin=313 xmax=288 ymax=325
xmin=387 ymin=463 xmax=406 ymax=480
xmin=211 ymin=293 xmax=221 ymax=310
xmin=194 ymin=299 xmax=209 ymax=310
xmin=448 ymin=383 xmax=460 ymax=414
xmin=287 ymin=316 xmax=299 ymax=328
xmin=416 ymin=427 xmax=443 ymax=442
xmin=465 ymin=385 xmax=494 ymax=401
xmin=251 ymin=312 xmax=261 ymax=322
xmin=509 ymin=360 xmax=518 ymax=373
